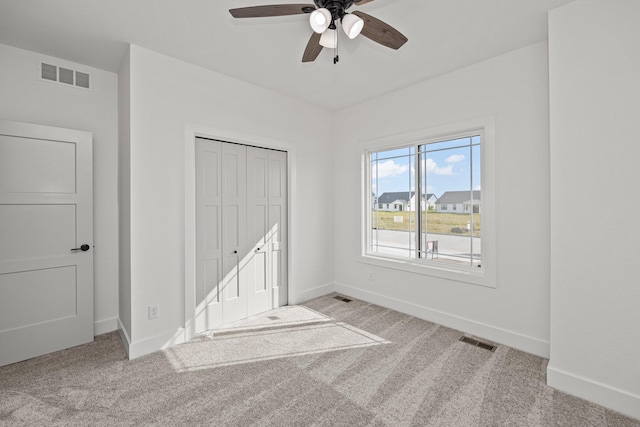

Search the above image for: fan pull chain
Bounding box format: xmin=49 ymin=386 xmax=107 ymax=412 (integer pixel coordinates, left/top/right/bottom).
xmin=333 ymin=25 xmax=339 ymax=64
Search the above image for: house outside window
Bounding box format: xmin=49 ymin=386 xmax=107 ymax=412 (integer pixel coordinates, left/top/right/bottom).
xmin=364 ymin=118 xmax=495 ymax=287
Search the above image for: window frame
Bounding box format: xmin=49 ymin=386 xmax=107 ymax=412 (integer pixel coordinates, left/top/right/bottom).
xmin=359 ymin=117 xmax=496 ymax=288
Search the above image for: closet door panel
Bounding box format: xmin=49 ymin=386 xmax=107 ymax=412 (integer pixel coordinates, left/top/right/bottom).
xmin=247 ymin=146 xmax=270 ymax=315
xmin=269 ymin=150 xmax=288 ymax=307
xmin=221 ymin=143 xmax=247 ymax=323
xmin=195 ymin=139 xmax=223 ymax=330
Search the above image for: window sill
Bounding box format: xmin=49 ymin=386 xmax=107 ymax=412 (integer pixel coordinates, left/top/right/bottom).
xmin=359 ymin=253 xmax=496 ymax=288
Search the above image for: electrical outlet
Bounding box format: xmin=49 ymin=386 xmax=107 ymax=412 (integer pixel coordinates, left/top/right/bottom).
xmin=149 ymin=305 xmax=159 ymax=319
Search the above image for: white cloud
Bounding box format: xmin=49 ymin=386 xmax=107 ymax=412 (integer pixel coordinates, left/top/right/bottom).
xmin=372 ymin=160 xmax=409 ymax=179
xmin=424 ymin=158 xmax=453 ymax=175
xmin=474 ymin=185 xmax=481 ymax=191
xmin=446 ymin=154 xmax=465 ymax=163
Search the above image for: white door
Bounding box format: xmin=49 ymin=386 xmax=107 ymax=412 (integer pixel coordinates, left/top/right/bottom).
xmin=268 ymin=149 xmax=288 ymax=307
xmin=246 ymin=146 xmax=270 ymax=315
xmin=221 ymin=142 xmax=248 ymax=324
xmin=0 ymin=120 xmax=93 ymax=367
xmin=195 ymin=140 xmax=222 ymax=331
xmin=195 ymin=138 xmax=287 ymax=331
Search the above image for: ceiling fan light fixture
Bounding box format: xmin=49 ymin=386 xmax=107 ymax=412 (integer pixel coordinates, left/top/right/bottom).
xmin=319 ymin=28 xmax=337 ymax=48
xmin=341 ymin=14 xmax=364 ymax=39
xmin=309 ymin=8 xmax=331 ymax=33
xmin=229 ymin=2 xmax=409 ymax=64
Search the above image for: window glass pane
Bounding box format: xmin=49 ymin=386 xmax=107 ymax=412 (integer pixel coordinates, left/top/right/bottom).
xmin=370 ymin=147 xmax=416 ymax=258
xmin=419 ymin=135 xmax=481 ymax=267
xmin=470 ymin=143 xmax=481 ymax=267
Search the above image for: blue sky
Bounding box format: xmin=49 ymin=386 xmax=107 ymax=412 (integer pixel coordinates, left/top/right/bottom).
xmin=371 ymin=136 xmax=481 ymax=198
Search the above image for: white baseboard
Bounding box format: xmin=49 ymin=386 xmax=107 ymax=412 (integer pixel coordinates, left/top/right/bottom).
xmin=290 ymin=282 xmax=335 ymax=305
xmin=547 ymin=364 xmax=640 ymax=421
xmin=115 ymin=318 xmax=186 ymax=360
xmin=94 ymin=317 xmax=118 ymax=336
xmin=334 ymin=282 xmax=550 ymax=358
xmin=127 ymin=328 xmax=186 ymax=360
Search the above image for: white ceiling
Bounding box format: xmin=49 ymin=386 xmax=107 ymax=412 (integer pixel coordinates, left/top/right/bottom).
xmin=0 ymin=0 xmax=574 ymax=110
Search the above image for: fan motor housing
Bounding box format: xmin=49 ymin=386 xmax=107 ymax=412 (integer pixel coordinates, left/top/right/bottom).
xmin=313 ymin=0 xmax=353 ymax=20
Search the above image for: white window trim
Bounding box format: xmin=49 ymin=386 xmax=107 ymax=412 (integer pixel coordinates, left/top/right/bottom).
xmin=359 ymin=116 xmax=496 ymax=288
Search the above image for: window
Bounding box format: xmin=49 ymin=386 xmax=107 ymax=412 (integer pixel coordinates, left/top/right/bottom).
xmin=364 ymin=121 xmax=493 ymax=285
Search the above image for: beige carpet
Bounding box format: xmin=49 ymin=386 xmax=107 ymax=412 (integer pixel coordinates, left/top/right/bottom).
xmin=166 ymin=306 xmax=389 ymax=372
xmin=1 ymin=293 xmax=638 ymax=426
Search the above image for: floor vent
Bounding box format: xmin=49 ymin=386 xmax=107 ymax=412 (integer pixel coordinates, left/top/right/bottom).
xmin=333 ymin=295 xmax=353 ymax=303
xmin=459 ymin=336 xmax=497 ymax=352
xmin=267 ymin=316 xmax=280 ymax=320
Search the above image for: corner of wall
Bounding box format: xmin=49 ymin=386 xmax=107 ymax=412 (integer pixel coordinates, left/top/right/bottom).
xmin=94 ymin=317 xmax=119 ymax=336
xmin=290 ymin=281 xmax=336 ymax=305
xmin=117 ymin=45 xmax=132 ymax=341
xmin=117 ymin=318 xmax=131 ymax=358
xmin=126 ymin=328 xmax=186 ymax=360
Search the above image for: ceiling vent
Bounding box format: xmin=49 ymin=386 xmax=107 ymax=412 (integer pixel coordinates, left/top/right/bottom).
xmin=40 ymin=62 xmax=91 ymax=89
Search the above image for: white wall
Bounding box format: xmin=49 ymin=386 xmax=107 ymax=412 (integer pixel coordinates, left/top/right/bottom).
xmin=548 ymin=0 xmax=640 ymax=419
xmin=0 ymin=43 xmax=119 ymax=335
xmin=333 ymin=42 xmax=551 ymax=357
xmin=117 ymin=48 xmax=132 ymax=344
xmin=120 ymin=45 xmax=334 ymax=357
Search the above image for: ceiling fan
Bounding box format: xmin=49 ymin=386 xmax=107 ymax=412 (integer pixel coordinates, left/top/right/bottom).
xmin=229 ymin=0 xmax=408 ymax=63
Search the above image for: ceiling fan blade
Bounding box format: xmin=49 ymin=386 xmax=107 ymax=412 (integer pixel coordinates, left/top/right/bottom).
xmin=229 ymin=4 xmax=315 ymax=18
xmin=352 ymin=11 xmax=408 ymax=50
xmin=352 ymin=0 xmax=375 ymax=5
xmin=302 ymin=32 xmax=323 ymax=62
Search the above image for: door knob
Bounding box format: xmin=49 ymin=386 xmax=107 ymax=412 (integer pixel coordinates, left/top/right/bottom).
xmin=71 ymin=244 xmax=90 ymax=252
